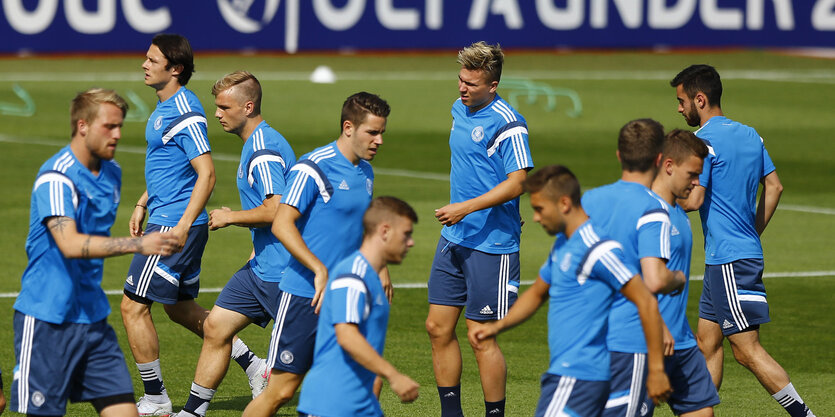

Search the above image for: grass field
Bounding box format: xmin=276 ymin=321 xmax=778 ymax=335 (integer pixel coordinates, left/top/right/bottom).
xmin=0 ymin=49 xmax=833 ymax=416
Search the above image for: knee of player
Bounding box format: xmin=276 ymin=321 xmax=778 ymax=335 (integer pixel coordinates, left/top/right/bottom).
xmin=202 ymin=316 xmax=232 ymax=344
xmin=120 ymin=294 xmax=148 ymax=317
xmin=425 ymin=317 xmax=450 ymax=339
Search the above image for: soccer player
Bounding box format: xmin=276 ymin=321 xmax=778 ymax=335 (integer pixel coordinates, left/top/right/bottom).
xmin=297 ymin=196 xmax=420 ymax=417
xmin=174 ymin=71 xmax=295 ymax=417
xmin=426 ymin=41 xmax=533 ymax=417
xmin=470 ymin=165 xmax=671 ymax=417
xmin=641 ymin=129 xmax=719 ymax=416
xmin=242 ymin=92 xmax=390 ymax=416
xmin=581 ymin=119 xmax=686 ymax=417
xmin=11 ymin=88 xmax=178 ymax=416
xmin=120 ymin=34 xmax=259 ymax=416
xmin=671 ymin=65 xmax=814 ymax=417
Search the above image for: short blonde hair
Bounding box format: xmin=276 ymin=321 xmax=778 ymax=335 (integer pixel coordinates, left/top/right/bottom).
xmin=71 ymin=88 xmax=128 ymax=136
xmin=457 ymin=41 xmax=504 ymax=83
xmin=212 ymin=70 xmax=262 ymax=115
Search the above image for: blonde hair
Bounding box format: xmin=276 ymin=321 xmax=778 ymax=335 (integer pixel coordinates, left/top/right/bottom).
xmin=71 ymin=88 xmax=128 ymax=136
xmin=457 ymin=41 xmax=504 ymax=83
xmin=212 ymin=70 xmax=262 ymax=115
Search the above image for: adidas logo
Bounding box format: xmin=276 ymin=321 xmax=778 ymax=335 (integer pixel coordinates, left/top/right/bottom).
xmin=722 ymin=319 xmax=734 ymax=329
xmin=671 ymin=225 xmax=680 ymax=236
xmin=488 ymin=408 xmax=501 ymax=414
xmin=338 ymin=180 xmax=350 ymax=190
xmin=444 ymin=392 xmax=457 ymax=398
xmin=126 ymin=275 xmax=134 ymax=285
xmin=480 ymin=305 xmax=494 ymax=315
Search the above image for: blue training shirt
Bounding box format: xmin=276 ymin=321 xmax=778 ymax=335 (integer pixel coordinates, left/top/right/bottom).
xmin=695 ymin=116 xmax=776 ymax=264
xmin=236 ymin=121 xmax=295 ymax=282
xmin=582 ymin=180 xmax=670 ymax=353
xmin=15 ymin=146 xmax=120 ymax=324
xmin=656 ymin=201 xmax=697 ymax=350
xmin=539 ymin=221 xmax=637 ymax=381
xmin=441 ymin=95 xmax=533 ymax=254
xmin=297 ymin=252 xmax=390 ymax=417
xmin=278 ymin=141 xmax=373 ymax=298
xmin=145 ymin=87 xmax=211 ymax=227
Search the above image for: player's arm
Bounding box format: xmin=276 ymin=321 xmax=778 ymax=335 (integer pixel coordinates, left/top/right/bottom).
xmin=334 ymin=323 xmax=419 ymax=403
xmin=620 ymin=276 xmax=672 ymax=405
xmin=435 ymin=169 xmax=527 ymax=226
xmin=469 ymin=276 xmax=550 ymax=345
xmin=677 ymin=185 xmax=704 ymax=212
xmin=379 ymin=265 xmax=393 ymax=302
xmin=209 ymin=194 xmax=280 ymax=230
xmin=46 ymin=216 xmax=177 ymax=259
xmin=756 ymin=170 xmax=783 ymax=236
xmin=272 ymin=203 xmax=328 ymax=312
xmin=130 ymin=190 xmax=149 ymax=237
xmin=170 ymin=153 xmax=215 ymax=249
xmin=640 ymin=257 xmax=685 ymax=295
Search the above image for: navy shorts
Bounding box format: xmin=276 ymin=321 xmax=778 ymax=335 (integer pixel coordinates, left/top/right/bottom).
xmin=642 ymin=346 xmax=720 ymax=416
xmin=11 ymin=311 xmax=134 ymax=415
xmin=535 ymin=373 xmax=608 ymax=417
xmin=215 ymin=263 xmax=281 ymax=328
xmin=699 ymin=259 xmax=769 ymax=335
xmin=267 ymin=291 xmax=318 ymax=374
xmin=427 ymin=236 xmax=520 ymax=321
xmin=124 ymin=223 xmax=208 ymax=304
xmin=603 ymin=352 xmax=648 ymax=417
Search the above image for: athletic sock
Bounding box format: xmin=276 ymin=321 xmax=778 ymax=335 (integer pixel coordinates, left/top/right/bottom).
xmin=772 ymin=382 xmax=815 ymax=417
xmin=485 ymin=398 xmax=506 ymax=416
xmin=231 ymin=338 xmax=260 ymax=377
xmin=136 ymin=359 xmax=167 ymax=400
xmin=438 ymin=385 xmax=464 ymax=417
xmin=182 ymin=382 xmax=216 ymax=417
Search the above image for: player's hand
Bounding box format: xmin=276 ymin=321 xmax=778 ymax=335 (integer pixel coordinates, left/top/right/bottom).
xmin=129 ymin=205 xmax=147 ymax=237
xmin=646 ymin=368 xmax=672 ymax=405
xmin=169 ymin=225 xmax=188 ymax=252
xmin=208 ymin=206 xmax=232 ymax=230
xmin=434 ymin=202 xmax=470 ymax=226
xmin=140 ymin=232 xmax=179 ymax=256
xmin=669 ymin=270 xmax=686 ymax=296
xmin=311 ymin=266 xmax=329 ymax=314
xmin=380 ymin=271 xmax=394 ymax=303
xmin=662 ymin=324 xmax=675 ymax=357
xmin=388 ymin=372 xmax=419 ymax=403
xmin=467 ymin=321 xmax=499 ymax=348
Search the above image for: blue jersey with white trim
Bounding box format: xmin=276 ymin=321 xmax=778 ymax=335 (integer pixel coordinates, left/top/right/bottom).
xmin=656 ymin=201 xmax=697 ymax=349
xmin=15 ymin=146 xmax=120 ymax=324
xmin=236 ymin=121 xmax=295 ymax=282
xmin=144 ymin=87 xmax=210 ymax=227
xmin=539 ymin=221 xmax=636 ymax=381
xmin=441 ymin=95 xmax=533 ymax=254
xmin=582 ymin=180 xmax=670 ymax=353
xmin=298 ymin=252 xmax=389 ymax=417
xmin=278 ymin=142 xmax=373 ymax=298
xmin=695 ymin=116 xmax=775 ymax=264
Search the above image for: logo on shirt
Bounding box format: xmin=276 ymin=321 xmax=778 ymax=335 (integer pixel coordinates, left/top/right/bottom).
xmin=366 ymin=178 xmax=373 ymax=195
xmin=126 ymin=275 xmax=134 ymax=286
xmin=671 ymin=225 xmax=680 ymax=236
xmin=153 ymin=116 xmax=163 ymax=130
xmin=238 ymin=162 xmax=244 ymax=179
xmin=280 ymin=350 xmax=294 ymax=364
xmin=722 ymin=319 xmax=735 ymax=330
xmin=338 ymin=179 xmax=350 ymax=190
xmin=560 ymin=253 xmax=572 ymax=272
xmin=113 ymin=189 xmax=120 ymax=204
xmin=471 ymin=126 xmax=484 ymax=142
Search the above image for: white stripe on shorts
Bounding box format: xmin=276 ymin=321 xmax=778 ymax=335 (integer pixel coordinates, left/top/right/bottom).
xmin=267 ymin=292 xmax=292 ymax=369
xmin=544 ymin=375 xmax=576 ymax=417
xmin=722 ymin=263 xmax=749 ymax=330
xmin=135 ymin=226 xmax=170 ymax=297
xmin=497 ymin=254 xmax=510 ymax=319
xmin=17 ymin=314 xmax=36 ymax=414
xmin=626 ymin=353 xmax=646 ymax=417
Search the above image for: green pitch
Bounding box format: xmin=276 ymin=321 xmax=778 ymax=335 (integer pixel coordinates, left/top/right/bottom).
xmin=0 ymin=50 xmax=833 ymax=416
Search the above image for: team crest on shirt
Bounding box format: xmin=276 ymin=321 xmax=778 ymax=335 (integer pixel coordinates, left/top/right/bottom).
xmin=471 ymin=126 xmax=484 ymax=142
xmin=560 ymin=253 xmax=572 ymax=272
xmin=280 ymin=350 xmax=294 ymax=364
xmin=32 ymin=391 xmax=45 ymax=407
xmin=154 ymin=116 xmax=163 ymax=130
xmin=238 ymin=162 xmax=244 ymax=179
xmin=366 ymin=178 xmax=373 ymax=195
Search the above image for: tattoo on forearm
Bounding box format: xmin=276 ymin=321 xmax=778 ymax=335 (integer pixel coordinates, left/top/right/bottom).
xmin=103 ymin=237 xmax=142 ymax=255
xmin=47 ymin=216 xmax=72 ymax=235
xmin=82 ymin=237 xmax=91 ymax=258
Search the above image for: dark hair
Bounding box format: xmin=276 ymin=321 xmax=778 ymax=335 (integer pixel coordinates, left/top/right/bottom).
xmin=662 ymin=129 xmax=709 ymax=164
xmin=618 ymin=118 xmax=664 ymax=173
xmin=341 ymin=92 xmax=390 ymax=130
xmin=362 ymin=196 xmax=418 ymax=237
xmin=152 ymin=33 xmax=195 ymax=86
xmin=670 ymin=64 xmax=722 ymax=108
xmin=524 ymin=165 xmax=581 ymax=206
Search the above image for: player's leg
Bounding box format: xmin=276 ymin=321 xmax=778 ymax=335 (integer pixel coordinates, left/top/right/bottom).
xmin=643 ymin=346 xmax=719 ymax=417
xmin=697 ymin=263 xmax=726 ymax=390
xmin=78 ymin=320 xmax=138 ymax=417
xmin=461 ymin=250 xmax=520 ymax=417
xmin=99 ymin=402 xmax=140 ymax=417
xmin=119 ymin=293 xmax=171 ymax=415
xmin=426 ymin=237 xmax=467 ymax=417
xmin=241 ymin=370 xmax=305 ymax=417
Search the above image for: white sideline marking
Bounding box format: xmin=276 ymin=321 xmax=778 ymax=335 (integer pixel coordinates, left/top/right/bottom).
xmin=2 ymin=69 xmax=835 ymax=84
xmin=1 ymin=270 xmax=834 ymax=298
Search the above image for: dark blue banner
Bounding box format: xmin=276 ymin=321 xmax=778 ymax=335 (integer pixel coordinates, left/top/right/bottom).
xmin=2 ymin=0 xmax=834 ymax=54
